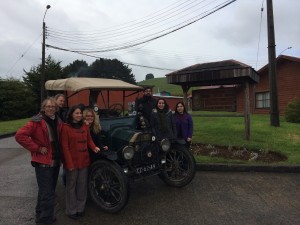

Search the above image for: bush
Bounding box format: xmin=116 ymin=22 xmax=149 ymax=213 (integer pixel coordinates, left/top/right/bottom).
xmin=0 ymin=79 xmax=38 ymax=121
xmin=285 ymin=98 xmax=300 ymax=123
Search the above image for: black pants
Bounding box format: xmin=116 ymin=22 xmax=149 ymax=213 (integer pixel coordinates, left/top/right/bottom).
xmin=35 ymin=166 xmax=60 ymax=224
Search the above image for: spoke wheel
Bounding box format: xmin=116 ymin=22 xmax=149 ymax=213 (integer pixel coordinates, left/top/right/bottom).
xmin=160 ymin=145 xmax=196 ymax=187
xmin=88 ymin=160 xmax=129 ymax=213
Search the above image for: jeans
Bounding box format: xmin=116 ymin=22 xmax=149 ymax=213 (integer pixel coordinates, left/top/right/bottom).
xmin=35 ymin=166 xmax=60 ymax=224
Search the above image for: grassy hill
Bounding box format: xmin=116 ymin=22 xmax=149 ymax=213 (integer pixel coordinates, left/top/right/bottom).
xmin=138 ymin=77 xmax=199 ymax=96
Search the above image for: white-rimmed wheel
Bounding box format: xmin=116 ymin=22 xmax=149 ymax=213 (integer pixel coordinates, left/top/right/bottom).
xmin=159 ymin=145 xmax=196 ymax=187
xmin=88 ymin=160 xmax=129 ymax=213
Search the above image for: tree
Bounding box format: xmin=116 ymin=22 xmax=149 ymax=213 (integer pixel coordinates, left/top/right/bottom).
xmin=23 ymin=55 xmax=67 ymax=106
xmin=63 ymin=59 xmax=89 ymax=77
xmin=0 ymin=78 xmax=37 ymax=120
xmin=89 ymin=58 xmax=136 ymax=84
xmin=145 ymin=73 xmax=154 ymax=80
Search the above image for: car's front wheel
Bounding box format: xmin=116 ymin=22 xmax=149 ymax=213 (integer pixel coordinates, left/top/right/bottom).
xmin=160 ymin=145 xmax=196 ymax=187
xmin=88 ymin=160 xmax=129 ymax=213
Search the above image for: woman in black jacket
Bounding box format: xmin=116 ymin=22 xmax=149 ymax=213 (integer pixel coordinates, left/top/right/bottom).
xmin=83 ymin=109 xmax=108 ymax=161
xmin=150 ymin=98 xmax=177 ymax=140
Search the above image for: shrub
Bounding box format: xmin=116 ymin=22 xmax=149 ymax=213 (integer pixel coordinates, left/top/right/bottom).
xmin=285 ymin=98 xmax=300 ymax=123
xmin=0 ymin=79 xmax=37 ymax=121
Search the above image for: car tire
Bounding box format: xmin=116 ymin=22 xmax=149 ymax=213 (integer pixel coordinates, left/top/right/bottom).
xmin=159 ymin=144 xmax=196 ymax=187
xmin=88 ymin=160 xmax=129 ymax=213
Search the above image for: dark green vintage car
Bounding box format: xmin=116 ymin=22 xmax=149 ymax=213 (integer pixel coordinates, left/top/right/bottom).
xmin=45 ymin=78 xmax=196 ymax=213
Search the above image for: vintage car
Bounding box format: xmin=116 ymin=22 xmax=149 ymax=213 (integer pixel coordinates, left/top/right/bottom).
xmin=45 ymin=77 xmax=196 ymax=213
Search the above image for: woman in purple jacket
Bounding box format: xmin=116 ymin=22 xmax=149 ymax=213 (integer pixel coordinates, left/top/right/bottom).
xmin=174 ymin=102 xmax=193 ymax=148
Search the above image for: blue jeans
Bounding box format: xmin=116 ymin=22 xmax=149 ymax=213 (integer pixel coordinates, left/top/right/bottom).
xmin=35 ymin=166 xmax=60 ymax=224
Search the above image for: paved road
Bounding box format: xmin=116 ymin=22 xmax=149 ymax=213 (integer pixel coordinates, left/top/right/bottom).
xmin=0 ymin=137 xmax=299 ymax=225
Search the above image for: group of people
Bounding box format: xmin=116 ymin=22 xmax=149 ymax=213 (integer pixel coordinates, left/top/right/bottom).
xmin=15 ymin=94 xmax=107 ymax=225
xmin=136 ymin=87 xmax=194 ymax=148
xmin=15 ymin=87 xmax=193 ymax=225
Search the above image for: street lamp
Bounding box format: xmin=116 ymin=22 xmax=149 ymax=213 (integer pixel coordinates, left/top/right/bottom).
xmin=41 ymin=5 xmax=51 ymax=103
xmin=279 ymin=46 xmax=292 ymax=56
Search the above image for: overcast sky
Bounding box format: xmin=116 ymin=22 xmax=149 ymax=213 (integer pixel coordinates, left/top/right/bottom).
xmin=1 ymin=0 xmax=299 ymax=82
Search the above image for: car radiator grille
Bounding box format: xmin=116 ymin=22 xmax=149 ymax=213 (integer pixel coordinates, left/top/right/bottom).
xmin=133 ymin=142 xmax=160 ymax=165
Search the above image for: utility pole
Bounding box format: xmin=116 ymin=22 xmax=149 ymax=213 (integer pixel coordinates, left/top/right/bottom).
xmin=41 ymin=5 xmax=51 ymax=104
xmin=266 ymin=0 xmax=280 ymax=126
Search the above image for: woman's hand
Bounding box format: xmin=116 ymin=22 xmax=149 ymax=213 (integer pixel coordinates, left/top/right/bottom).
xmin=94 ymin=147 xmax=100 ymax=153
xmin=187 ymin=137 xmax=192 ymax=142
xmin=103 ymin=146 xmax=109 ymax=151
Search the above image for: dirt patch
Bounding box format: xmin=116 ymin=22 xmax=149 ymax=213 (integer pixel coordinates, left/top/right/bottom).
xmin=191 ymin=143 xmax=287 ymax=163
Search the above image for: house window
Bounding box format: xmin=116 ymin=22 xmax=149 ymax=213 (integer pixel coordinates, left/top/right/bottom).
xmin=256 ymin=92 xmax=270 ymax=108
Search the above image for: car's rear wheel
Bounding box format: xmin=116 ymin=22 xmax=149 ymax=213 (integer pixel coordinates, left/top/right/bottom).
xmin=160 ymin=145 xmax=196 ymax=187
xmin=88 ymin=160 xmax=129 ymax=213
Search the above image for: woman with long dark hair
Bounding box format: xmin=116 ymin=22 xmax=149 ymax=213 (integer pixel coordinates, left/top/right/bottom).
xmin=150 ymin=98 xmax=177 ymax=140
xmin=174 ymin=101 xmax=193 ymax=148
xmin=61 ymin=105 xmax=100 ymax=220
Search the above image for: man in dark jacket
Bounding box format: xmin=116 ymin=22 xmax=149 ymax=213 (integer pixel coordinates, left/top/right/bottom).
xmin=135 ymin=87 xmax=156 ymax=129
xmin=55 ymin=94 xmax=67 ymax=122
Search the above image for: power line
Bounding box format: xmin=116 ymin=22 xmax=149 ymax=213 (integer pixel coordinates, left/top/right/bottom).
xmin=47 ymin=0 xmax=236 ymax=53
xmin=5 ymin=33 xmax=42 ymax=76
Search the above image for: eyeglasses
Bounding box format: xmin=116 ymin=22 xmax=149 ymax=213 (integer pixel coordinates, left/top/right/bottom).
xmin=45 ymin=105 xmax=55 ymax=109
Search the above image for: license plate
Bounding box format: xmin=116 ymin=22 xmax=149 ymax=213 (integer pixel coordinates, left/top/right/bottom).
xmin=136 ymin=163 xmax=156 ymax=174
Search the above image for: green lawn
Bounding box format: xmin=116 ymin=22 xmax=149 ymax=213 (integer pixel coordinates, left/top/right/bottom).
xmin=191 ymin=112 xmax=300 ymax=165
xmin=0 ymin=118 xmax=30 ymax=135
xmin=1 ymin=113 xmax=299 ymax=165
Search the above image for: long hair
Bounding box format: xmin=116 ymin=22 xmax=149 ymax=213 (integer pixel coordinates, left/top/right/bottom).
xmin=155 ymin=98 xmax=169 ymax=111
xmin=67 ymin=105 xmax=83 ymax=124
xmin=83 ymin=108 xmax=101 ymax=134
xmin=175 ymin=101 xmax=187 ymax=114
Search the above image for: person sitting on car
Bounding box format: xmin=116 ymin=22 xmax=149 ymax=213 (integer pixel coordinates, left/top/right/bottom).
xmin=150 ymin=98 xmax=177 ymax=140
xmin=135 ymin=86 xmax=156 ymax=129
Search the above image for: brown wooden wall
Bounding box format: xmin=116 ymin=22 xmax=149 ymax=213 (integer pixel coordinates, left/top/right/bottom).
xmin=192 ymin=87 xmax=237 ymax=111
xmin=236 ymin=60 xmax=300 ymax=115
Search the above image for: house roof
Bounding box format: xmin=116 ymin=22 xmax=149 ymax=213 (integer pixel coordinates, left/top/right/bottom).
xmin=258 ymin=55 xmax=300 ymax=73
xmin=166 ymin=59 xmax=259 ymax=86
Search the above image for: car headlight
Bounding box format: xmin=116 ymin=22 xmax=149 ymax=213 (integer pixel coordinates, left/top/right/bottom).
xmin=122 ymin=146 xmax=134 ymax=160
xmin=160 ymin=139 xmax=171 ymax=152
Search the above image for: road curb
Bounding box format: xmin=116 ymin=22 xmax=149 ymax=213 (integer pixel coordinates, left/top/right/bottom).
xmin=196 ymin=163 xmax=300 ymax=173
xmin=0 ymin=132 xmax=16 ymax=139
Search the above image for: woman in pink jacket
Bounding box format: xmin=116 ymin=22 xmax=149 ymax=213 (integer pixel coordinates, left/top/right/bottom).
xmin=61 ymin=105 xmax=100 ymax=220
xmin=15 ymin=97 xmax=63 ymax=225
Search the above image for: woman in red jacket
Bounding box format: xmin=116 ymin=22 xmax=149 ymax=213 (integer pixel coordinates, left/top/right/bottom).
xmin=15 ymin=97 xmax=63 ymax=225
xmin=61 ymin=105 xmax=100 ymax=220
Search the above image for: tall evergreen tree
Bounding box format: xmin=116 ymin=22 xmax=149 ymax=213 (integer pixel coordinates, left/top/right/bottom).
xmin=23 ymin=55 xmax=66 ymax=106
